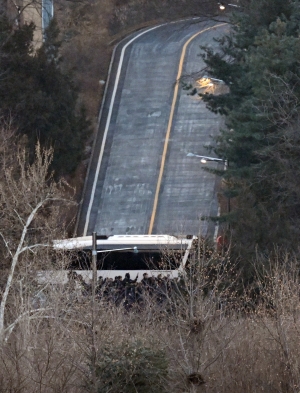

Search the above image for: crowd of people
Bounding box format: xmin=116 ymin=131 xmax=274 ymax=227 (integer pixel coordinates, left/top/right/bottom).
xmin=67 ymin=271 xmax=179 ymax=309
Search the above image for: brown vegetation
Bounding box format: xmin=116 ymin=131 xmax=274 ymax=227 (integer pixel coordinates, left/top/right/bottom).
xmin=3 ymin=4 xmax=300 ymax=392
xmin=0 ymin=124 xmax=75 ymax=342
xmin=1 ymin=228 xmax=300 ymax=392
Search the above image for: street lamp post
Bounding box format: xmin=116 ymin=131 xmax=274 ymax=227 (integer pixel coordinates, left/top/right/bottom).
xmin=187 ymin=152 xmax=227 ymax=166
xmin=91 ymin=233 xmax=138 ymax=287
xmin=92 ymin=234 xmax=138 ymax=283
xmin=92 ymin=232 xmax=97 ymax=300
xmin=187 ymin=152 xmax=230 ymax=212
xmin=90 ymin=233 xmax=138 ymax=390
xmin=91 ymin=232 xmax=97 ymax=393
xmin=187 ymin=153 xmax=231 ymax=246
xmin=97 ymin=247 xmax=138 ymax=253
xmin=201 ymin=76 xmax=225 ymax=85
xmin=218 ymin=2 xmax=241 ymax=10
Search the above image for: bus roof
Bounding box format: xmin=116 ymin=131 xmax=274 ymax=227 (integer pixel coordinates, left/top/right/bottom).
xmin=53 ymin=234 xmax=195 ymax=250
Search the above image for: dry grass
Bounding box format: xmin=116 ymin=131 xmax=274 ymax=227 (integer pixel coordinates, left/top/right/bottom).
xmin=1 ymin=305 xmax=300 ymax=392
xmin=1 ymin=253 xmax=300 ymax=392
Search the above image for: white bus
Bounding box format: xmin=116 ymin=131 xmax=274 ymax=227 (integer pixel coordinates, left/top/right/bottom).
xmin=37 ymin=234 xmax=196 ymax=284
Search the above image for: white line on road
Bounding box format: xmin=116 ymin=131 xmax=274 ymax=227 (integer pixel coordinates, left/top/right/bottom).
xmin=83 ymin=24 xmax=164 ymax=236
xmin=83 ymin=20 xmax=227 ymax=236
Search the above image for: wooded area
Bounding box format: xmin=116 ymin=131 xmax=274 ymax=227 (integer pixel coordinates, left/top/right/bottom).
xmin=0 ymin=1 xmax=300 ymax=391
xmin=202 ymin=0 xmax=300 ymax=264
xmin=0 ymin=13 xmax=91 ymax=177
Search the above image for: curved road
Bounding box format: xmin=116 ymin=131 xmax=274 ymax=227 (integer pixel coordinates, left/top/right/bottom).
xmin=77 ymin=19 xmax=229 ymax=237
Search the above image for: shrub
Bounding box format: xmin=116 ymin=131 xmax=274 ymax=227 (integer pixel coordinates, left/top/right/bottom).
xmin=92 ymin=340 xmax=168 ymax=393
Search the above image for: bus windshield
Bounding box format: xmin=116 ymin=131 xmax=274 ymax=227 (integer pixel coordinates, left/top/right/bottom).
xmin=68 ymin=249 xmax=183 ymax=270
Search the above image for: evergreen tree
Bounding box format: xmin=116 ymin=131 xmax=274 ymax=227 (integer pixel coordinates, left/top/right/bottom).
xmin=201 ymin=0 xmax=300 ymax=260
xmin=0 ymin=14 xmax=90 ymax=176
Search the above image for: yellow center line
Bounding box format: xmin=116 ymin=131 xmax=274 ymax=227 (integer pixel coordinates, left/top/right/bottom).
xmin=148 ymin=23 xmax=228 ymax=235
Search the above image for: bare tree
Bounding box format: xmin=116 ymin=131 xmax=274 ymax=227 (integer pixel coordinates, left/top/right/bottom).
xmin=0 ymin=121 xmax=74 ymax=342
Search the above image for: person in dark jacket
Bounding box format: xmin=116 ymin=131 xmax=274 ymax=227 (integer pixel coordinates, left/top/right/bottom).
xmin=122 ymin=272 xmax=138 ymax=286
xmin=122 ymin=273 xmax=138 ymax=308
xmin=141 ymin=272 xmax=149 ymax=287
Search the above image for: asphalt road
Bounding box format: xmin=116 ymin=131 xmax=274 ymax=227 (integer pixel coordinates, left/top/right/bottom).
xmin=76 ymin=18 xmax=229 ymax=238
